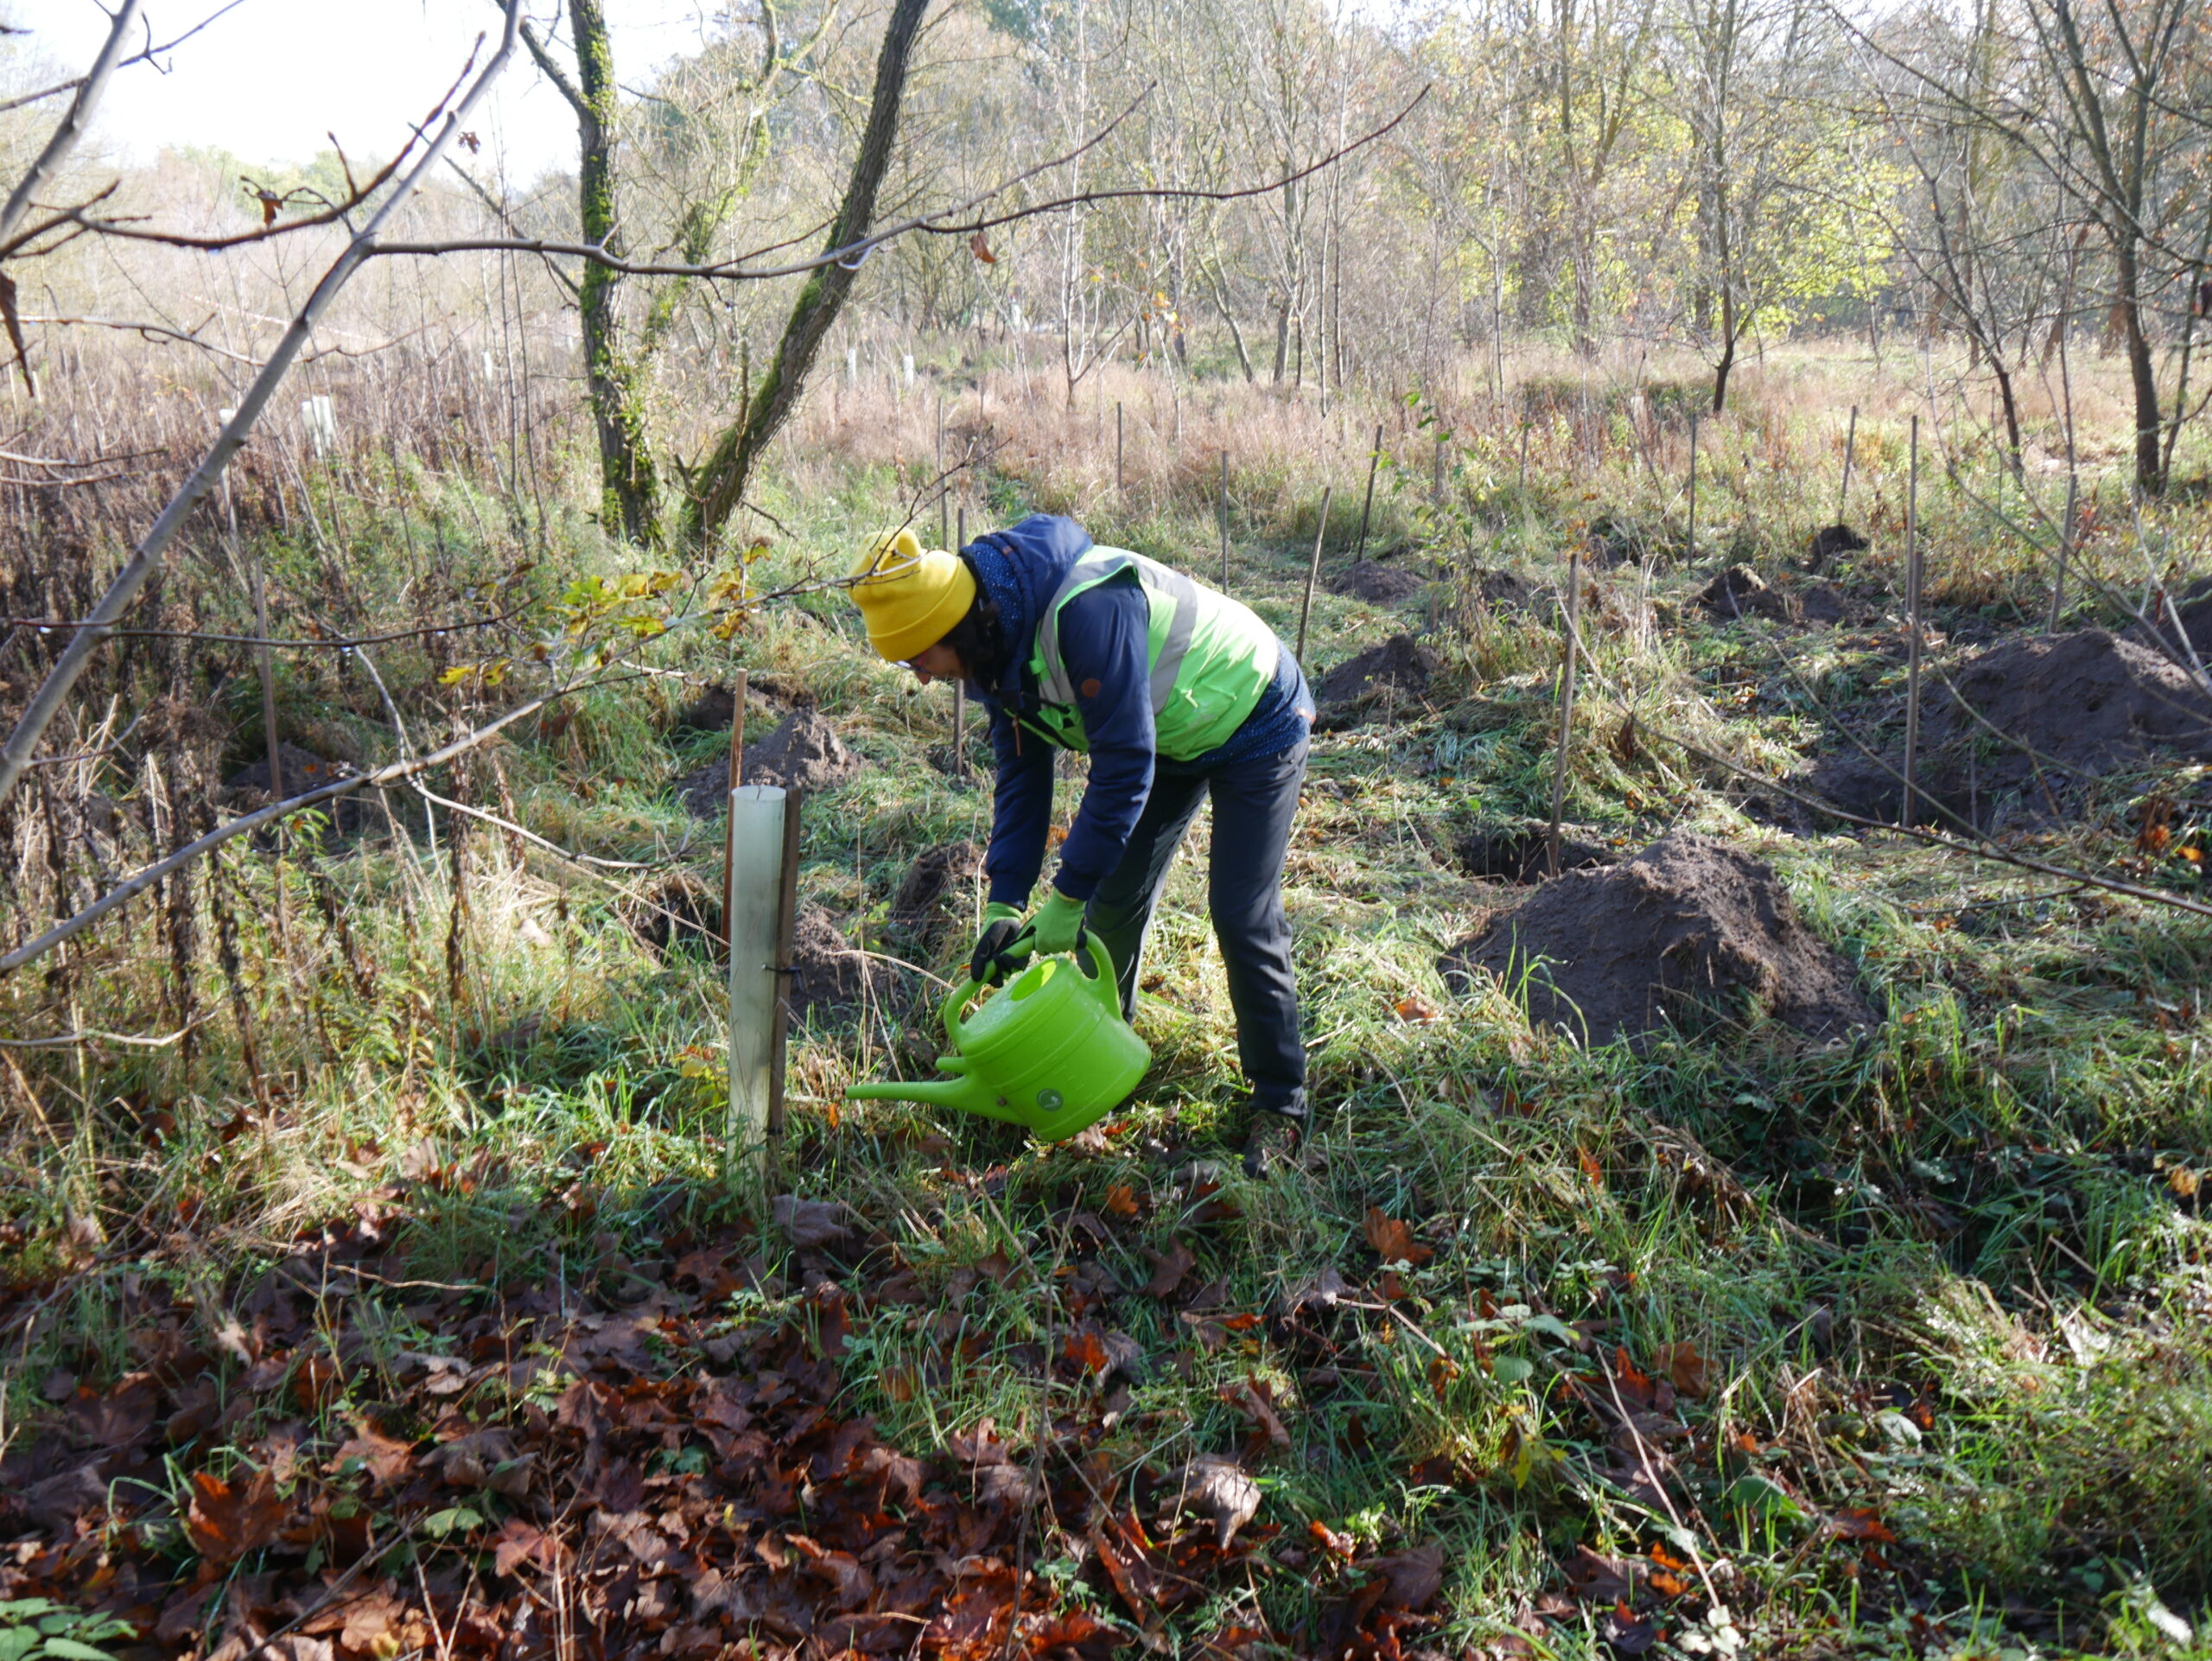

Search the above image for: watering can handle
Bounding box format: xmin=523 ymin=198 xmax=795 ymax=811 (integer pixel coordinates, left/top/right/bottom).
xmin=942 ymin=930 xmax=1121 ymax=1047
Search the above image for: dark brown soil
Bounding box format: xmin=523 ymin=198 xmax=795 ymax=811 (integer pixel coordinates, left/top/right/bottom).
xmin=1698 ymin=565 xmax=1795 ymax=622
xmin=1797 ymin=583 xmax=1860 ymax=628
xmin=1313 ymin=633 xmax=1440 ymax=727
xmin=1466 ymin=570 xmax=1533 ymax=611
xmin=1331 ymin=559 xmax=1429 ymax=605
xmin=2124 ymin=578 xmax=2212 ymax=670
xmin=892 ymin=840 xmax=982 ymax=923
xmin=629 ymin=873 xmax=724 ymax=960
xmin=224 ymin=742 xmax=355 ymax=799
xmin=223 ymin=744 xmax=370 ymax=833
xmin=678 ymin=708 xmax=860 ymax=815
xmin=889 ymin=841 xmax=982 ymax=964
xmin=1438 ymin=830 xmax=1872 ymax=1047
xmin=1808 ymin=628 xmax=2212 ymax=830
xmin=791 ymin=903 xmax=898 ymax=1021
xmin=670 ymin=676 xmax=799 ymax=734
xmin=1452 ymin=822 xmax=1617 ymax=884
xmin=1808 ymin=523 xmax=1868 ymax=573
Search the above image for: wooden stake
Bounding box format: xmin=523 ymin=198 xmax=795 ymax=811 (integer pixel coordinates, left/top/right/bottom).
xmin=1686 ymin=412 xmax=1700 ymax=560
xmin=238 ymin=477 xmax=283 ymax=809
xmin=953 ymin=506 xmax=968 ymax=777
xmin=1218 ymin=449 xmax=1230 ymax=588
xmin=721 ymin=667 xmax=747 ymax=945
xmin=766 ymin=786 xmax=802 ymax=1153
xmin=1838 ymin=404 xmax=1859 ymax=523
xmin=2047 ymin=469 xmax=2077 ymax=635
xmin=1116 ymin=401 xmax=1124 ymax=498
xmin=1354 ymin=423 xmax=1382 ymax=563
xmin=1902 ymin=416 xmax=1923 ymax=828
xmin=1296 ymin=486 xmax=1333 ymax=666
xmin=1548 ymin=544 xmax=1584 ymax=880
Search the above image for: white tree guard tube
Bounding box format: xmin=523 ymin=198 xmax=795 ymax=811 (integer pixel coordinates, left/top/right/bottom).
xmin=728 ymin=785 xmax=788 ymax=1162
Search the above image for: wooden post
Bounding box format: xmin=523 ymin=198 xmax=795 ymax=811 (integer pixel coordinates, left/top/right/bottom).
xmin=1218 ymin=449 xmax=1230 ymax=589
xmin=1354 ymin=423 xmax=1382 ymax=563
xmin=1902 ymin=416 xmax=1923 ymax=828
xmin=953 ymin=506 xmax=968 ymax=777
xmin=1838 ymin=404 xmax=1859 ymax=523
xmin=1116 ymin=401 xmax=1124 ymax=498
xmin=766 ymin=787 xmax=802 ymax=1153
xmin=238 ymin=471 xmax=283 ymax=809
xmin=1296 ymin=486 xmax=1333 ymax=666
xmin=1686 ymin=412 xmax=1700 ymax=561
xmin=2047 ymin=470 xmax=2076 ymax=635
xmin=721 ymin=667 xmax=747 ymax=945
xmin=1548 ymin=544 xmax=1584 ymax=880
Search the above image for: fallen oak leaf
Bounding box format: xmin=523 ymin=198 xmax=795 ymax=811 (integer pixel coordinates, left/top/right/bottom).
xmin=1220 ymin=1378 xmax=1290 ymax=1447
xmin=1163 ymin=1454 xmax=1260 ymax=1548
xmin=1143 ymin=1238 xmax=1197 ymax=1298
xmin=186 ymin=1465 xmax=288 ymax=1562
xmin=1653 ymin=1339 xmax=1710 ymax=1398
xmin=1827 ymin=1507 xmax=1897 ymax=1543
xmin=1362 ymin=1206 xmax=1433 ymax=1266
xmin=1103 ymin=1182 xmax=1140 ymax=1218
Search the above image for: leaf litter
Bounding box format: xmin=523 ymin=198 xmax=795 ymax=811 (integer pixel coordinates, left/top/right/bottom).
xmin=0 ymin=1179 xmax=1491 ymax=1661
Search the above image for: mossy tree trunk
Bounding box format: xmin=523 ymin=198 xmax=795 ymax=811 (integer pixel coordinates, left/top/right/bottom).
xmin=683 ymin=0 xmax=932 ymax=547
xmin=524 ymin=0 xmax=662 ymax=545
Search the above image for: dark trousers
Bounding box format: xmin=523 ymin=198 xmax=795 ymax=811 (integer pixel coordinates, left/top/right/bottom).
xmin=1084 ymin=738 xmax=1308 ymax=1113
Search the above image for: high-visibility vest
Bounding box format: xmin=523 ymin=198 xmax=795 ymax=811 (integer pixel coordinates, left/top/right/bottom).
xmin=1020 ymin=547 xmax=1279 ymax=759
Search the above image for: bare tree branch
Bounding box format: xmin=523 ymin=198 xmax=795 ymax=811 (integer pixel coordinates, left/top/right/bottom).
xmin=0 ymin=6 xmax=524 ymax=812
xmin=0 ymin=671 xmax=618 ymax=976
xmin=0 ymin=0 xmax=142 ymax=248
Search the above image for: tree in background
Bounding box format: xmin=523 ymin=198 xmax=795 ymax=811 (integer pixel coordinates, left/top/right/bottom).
xmin=518 ymin=0 xmax=830 ymax=545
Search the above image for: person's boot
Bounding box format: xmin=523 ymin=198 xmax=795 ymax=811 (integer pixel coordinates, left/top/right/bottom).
xmin=1241 ymin=1108 xmax=1307 ymax=1177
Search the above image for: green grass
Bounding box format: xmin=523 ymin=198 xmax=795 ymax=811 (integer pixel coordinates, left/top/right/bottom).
xmin=5 ymin=353 xmax=2212 ymax=1655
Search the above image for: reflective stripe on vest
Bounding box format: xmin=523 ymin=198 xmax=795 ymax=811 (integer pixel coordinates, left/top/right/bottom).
xmin=1026 ymin=548 xmax=1279 ymax=759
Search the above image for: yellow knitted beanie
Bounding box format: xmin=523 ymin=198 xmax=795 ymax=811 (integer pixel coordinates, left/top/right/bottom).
xmin=849 ymin=528 xmax=976 ymax=662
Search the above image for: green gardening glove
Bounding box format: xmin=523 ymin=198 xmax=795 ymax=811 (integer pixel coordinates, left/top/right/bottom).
xmin=1031 ymin=888 xmax=1086 ymax=957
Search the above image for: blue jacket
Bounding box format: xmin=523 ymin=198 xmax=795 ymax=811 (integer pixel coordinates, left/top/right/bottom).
xmin=962 ymin=515 xmax=1310 ymax=907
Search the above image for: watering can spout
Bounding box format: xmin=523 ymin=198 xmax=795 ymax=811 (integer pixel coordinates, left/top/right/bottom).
xmin=843 ymin=1072 xmax=995 ymax=1114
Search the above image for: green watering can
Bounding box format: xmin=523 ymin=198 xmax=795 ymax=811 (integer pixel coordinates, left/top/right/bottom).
xmin=845 ymin=933 xmax=1149 ymax=1141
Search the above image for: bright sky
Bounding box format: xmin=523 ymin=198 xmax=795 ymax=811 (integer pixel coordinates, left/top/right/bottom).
xmin=8 ymin=0 xmax=721 ymax=186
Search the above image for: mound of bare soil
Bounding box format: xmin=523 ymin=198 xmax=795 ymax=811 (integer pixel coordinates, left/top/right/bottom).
xmin=223 ymin=743 xmax=371 ymax=834
xmin=1465 ymin=570 xmax=1533 ymax=611
xmin=1438 ymin=830 xmax=1872 ymax=1047
xmin=629 ymin=873 xmax=723 ymax=960
xmin=1452 ymin=822 xmax=1616 ymax=884
xmin=1331 ymin=558 xmax=1428 ymax=605
xmin=669 ymin=675 xmax=800 ymax=734
xmin=1698 ymin=565 xmax=1794 ymax=622
xmin=893 ymin=840 xmax=982 ymax=923
xmin=1808 ymin=627 xmax=2212 ymax=830
xmin=678 ymin=708 xmax=860 ymax=815
xmin=791 ymin=903 xmax=899 ymax=1021
xmin=224 ymin=742 xmax=355 ymax=799
xmin=1314 ymin=633 xmax=1439 ymax=727
xmin=1808 ymin=523 xmax=1868 ymax=573
xmin=2124 ymin=578 xmax=2212 ymax=669
xmin=1796 ymin=582 xmax=1869 ymax=628
xmin=890 ymin=841 xmax=982 ymax=961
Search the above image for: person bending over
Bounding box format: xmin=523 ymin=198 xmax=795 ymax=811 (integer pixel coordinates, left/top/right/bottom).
xmin=847 ymin=514 xmax=1314 ymax=1174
